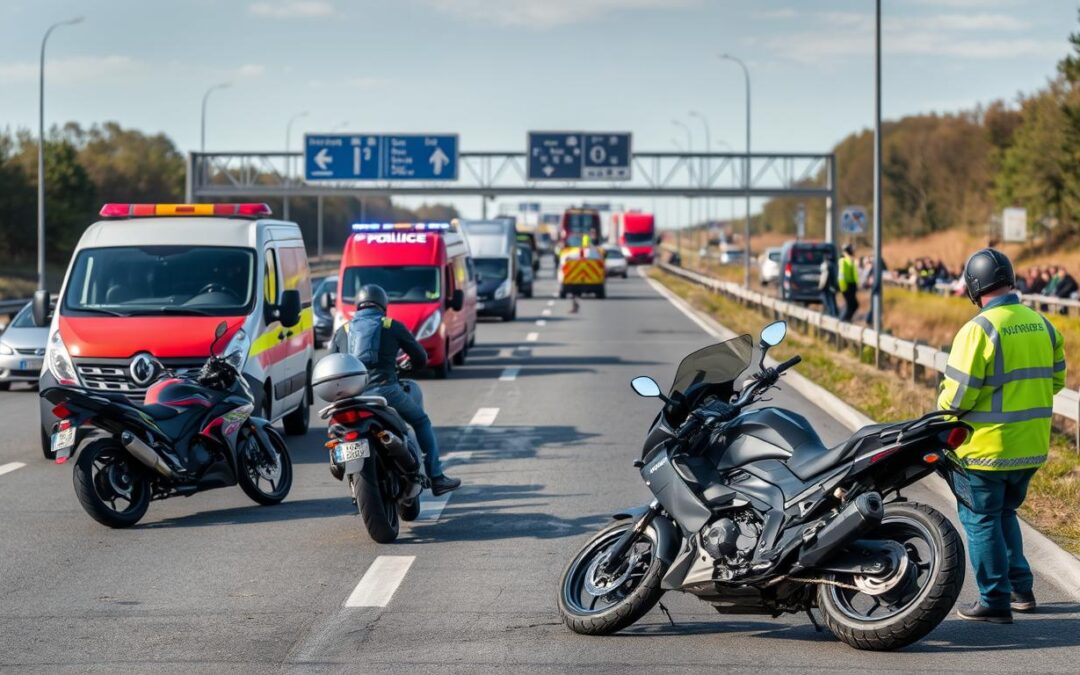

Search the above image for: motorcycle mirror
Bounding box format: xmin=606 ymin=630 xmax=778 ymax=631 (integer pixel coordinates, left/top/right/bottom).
xmin=210 ymin=321 xmax=228 ymax=356
xmin=760 ymin=321 xmax=787 ymax=348
xmin=631 ymin=376 xmax=662 ymax=398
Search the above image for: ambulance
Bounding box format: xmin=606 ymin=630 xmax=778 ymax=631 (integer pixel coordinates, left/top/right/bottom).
xmin=34 ymin=203 xmax=315 ymax=458
xmin=558 ymin=240 xmax=606 ymax=299
xmin=332 ymin=222 xmax=477 ymax=378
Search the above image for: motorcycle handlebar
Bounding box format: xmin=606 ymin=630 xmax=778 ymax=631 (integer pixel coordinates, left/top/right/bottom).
xmin=775 ymin=355 xmax=802 ymax=374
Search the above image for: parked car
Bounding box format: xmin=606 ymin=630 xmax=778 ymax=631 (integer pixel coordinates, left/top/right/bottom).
xmin=312 ymin=276 xmax=337 ymax=347
xmin=602 ymin=245 xmax=629 ymax=278
xmin=779 ymin=240 xmax=837 ymax=304
xmin=759 ymin=247 xmax=782 ymax=286
xmin=0 ymin=302 xmax=48 ymax=390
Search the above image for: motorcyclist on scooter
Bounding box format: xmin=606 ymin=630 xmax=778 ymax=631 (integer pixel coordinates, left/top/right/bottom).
xmin=329 ymin=284 xmax=461 ymax=496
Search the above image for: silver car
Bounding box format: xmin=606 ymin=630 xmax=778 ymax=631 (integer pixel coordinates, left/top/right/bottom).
xmin=0 ymin=303 xmax=48 ymax=390
xmin=603 ymin=245 xmax=629 ymax=278
xmin=760 ymin=247 xmax=783 ymax=286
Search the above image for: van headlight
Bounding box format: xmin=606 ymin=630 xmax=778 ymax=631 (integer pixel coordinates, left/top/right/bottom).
xmin=415 ymin=310 xmax=442 ymax=341
xmin=46 ymin=330 xmax=79 ymax=385
xmin=223 ymin=328 xmax=249 ymax=371
xmin=494 ymin=279 xmax=511 ymax=300
xmin=0 ymin=341 xmax=12 ymax=356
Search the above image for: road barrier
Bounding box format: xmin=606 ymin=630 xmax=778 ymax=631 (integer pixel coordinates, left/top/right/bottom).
xmin=656 ymin=261 xmax=1080 ymax=448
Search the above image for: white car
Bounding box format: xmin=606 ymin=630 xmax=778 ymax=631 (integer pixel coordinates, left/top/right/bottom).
xmin=760 ymin=247 xmax=782 ymax=285
xmin=719 ymin=245 xmax=745 ymax=265
xmin=603 ymin=246 xmax=629 ymax=278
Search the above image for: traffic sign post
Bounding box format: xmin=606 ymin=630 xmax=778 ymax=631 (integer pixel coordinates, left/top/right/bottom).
xmin=527 ymin=132 xmax=631 ymax=181
xmin=304 ymin=133 xmax=458 ymax=181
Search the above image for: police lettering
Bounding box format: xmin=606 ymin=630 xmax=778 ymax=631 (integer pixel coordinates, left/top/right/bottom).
xmin=355 ymin=233 xmax=428 ymax=244
xmin=1001 ymin=322 xmax=1045 ymax=337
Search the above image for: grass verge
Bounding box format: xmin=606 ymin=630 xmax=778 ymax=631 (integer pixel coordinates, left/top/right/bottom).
xmin=649 ymin=267 xmax=1080 ymax=555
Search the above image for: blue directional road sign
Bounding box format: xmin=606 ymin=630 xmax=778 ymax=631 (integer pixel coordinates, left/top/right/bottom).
xmin=304 ymin=133 xmax=458 ymax=181
xmin=528 ymin=131 xmax=632 ymax=181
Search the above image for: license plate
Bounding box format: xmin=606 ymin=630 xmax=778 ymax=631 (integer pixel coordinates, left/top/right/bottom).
xmin=51 ymin=426 xmax=76 ymax=459
xmin=334 ymin=439 xmax=369 ymax=463
xmin=477 ymin=301 xmax=486 ymax=310
xmin=20 ymin=359 xmax=42 ymax=370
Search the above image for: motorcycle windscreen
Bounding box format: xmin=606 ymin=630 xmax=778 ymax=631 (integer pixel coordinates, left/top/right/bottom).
xmin=669 ymin=334 xmax=753 ymax=397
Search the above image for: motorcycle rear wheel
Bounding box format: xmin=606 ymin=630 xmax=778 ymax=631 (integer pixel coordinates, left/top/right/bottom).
xmin=353 ymin=454 xmax=400 ymax=543
xmin=73 ymin=438 xmax=150 ymax=528
xmin=558 ymin=520 xmax=668 ymax=635
xmin=817 ymin=502 xmax=964 ymax=651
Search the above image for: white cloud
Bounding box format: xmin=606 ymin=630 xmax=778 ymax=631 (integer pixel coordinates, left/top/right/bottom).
xmin=424 ymin=0 xmax=695 ymax=29
xmin=753 ymin=9 xmax=797 ymax=20
xmin=0 ymin=55 xmax=146 ymax=85
xmin=248 ymin=1 xmax=335 ymax=19
xmin=233 ymin=64 xmax=267 ymax=78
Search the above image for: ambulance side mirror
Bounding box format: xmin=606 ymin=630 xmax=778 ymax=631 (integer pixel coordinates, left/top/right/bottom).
xmin=449 ymin=289 xmax=465 ymax=312
xmin=31 ymin=290 xmax=52 ymax=327
xmin=278 ymin=289 xmax=302 ymax=328
xmin=319 ymin=292 xmax=334 ymax=312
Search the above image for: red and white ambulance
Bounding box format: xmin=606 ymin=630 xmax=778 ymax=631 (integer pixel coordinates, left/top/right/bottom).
xmin=332 ymin=222 xmax=478 ymax=378
xmin=34 ymin=203 xmax=315 ymax=458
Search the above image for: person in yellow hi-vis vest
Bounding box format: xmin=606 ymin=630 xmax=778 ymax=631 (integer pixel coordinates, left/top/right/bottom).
xmin=838 ymin=243 xmax=859 ymax=322
xmin=939 ymin=248 xmax=1065 ymax=624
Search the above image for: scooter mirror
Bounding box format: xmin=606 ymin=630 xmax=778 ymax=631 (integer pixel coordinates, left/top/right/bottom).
xmin=760 ymin=321 xmax=787 ymax=348
xmin=631 ymin=376 xmax=662 ymax=398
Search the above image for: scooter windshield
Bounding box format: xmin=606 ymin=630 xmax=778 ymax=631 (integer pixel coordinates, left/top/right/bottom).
xmin=669 ymin=334 xmax=754 ymax=397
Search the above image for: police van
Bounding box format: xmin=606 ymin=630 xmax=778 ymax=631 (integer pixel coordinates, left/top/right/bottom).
xmin=33 ymin=203 xmax=315 ymax=458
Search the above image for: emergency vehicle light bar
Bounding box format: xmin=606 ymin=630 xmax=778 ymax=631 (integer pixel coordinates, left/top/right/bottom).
xmin=350 ymin=222 xmax=452 ymax=232
xmin=99 ymin=203 xmax=273 ymax=218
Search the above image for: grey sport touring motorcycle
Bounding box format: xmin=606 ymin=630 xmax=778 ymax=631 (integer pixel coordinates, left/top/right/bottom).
xmin=558 ymin=321 xmax=973 ymax=651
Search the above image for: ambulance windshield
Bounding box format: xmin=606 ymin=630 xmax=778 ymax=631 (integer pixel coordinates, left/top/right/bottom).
xmin=342 ymin=266 xmax=441 ymax=304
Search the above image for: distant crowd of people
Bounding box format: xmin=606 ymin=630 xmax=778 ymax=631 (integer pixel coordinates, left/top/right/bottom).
xmin=1014 ymin=265 xmax=1078 ymax=300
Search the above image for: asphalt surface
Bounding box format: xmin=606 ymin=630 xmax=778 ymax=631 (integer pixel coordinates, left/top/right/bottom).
xmin=2 ymin=263 xmax=1079 ymax=673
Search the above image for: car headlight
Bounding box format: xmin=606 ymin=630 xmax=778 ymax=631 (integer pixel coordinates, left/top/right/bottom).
xmin=621 ymin=247 xmax=632 ymax=257
xmin=494 ymin=279 xmax=511 ymax=300
xmin=0 ymin=341 xmax=12 ymax=356
xmin=415 ymin=310 xmax=442 ymax=341
xmin=223 ymin=328 xmax=250 ymax=371
xmin=46 ymin=330 xmax=79 ymax=385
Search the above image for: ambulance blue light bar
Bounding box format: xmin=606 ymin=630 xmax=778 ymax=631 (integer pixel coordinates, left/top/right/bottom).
xmin=351 ymin=222 xmax=453 ymax=232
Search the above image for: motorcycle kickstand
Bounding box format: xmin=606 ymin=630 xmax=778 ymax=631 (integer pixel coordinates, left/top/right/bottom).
xmin=657 ymin=601 xmax=675 ymax=627
xmin=805 ymin=608 xmax=822 ymax=633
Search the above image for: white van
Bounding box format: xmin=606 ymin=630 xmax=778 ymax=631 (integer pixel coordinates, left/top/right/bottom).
xmin=34 ymin=203 xmax=315 ymax=458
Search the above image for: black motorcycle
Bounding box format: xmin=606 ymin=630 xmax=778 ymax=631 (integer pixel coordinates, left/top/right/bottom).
xmin=41 ymin=321 xmax=292 ymax=528
xmin=318 ymin=361 xmax=424 ymax=544
xmin=558 ymin=321 xmax=972 ymax=651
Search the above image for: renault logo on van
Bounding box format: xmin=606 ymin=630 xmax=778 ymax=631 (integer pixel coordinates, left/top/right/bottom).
xmin=130 ymin=353 xmax=159 ymax=387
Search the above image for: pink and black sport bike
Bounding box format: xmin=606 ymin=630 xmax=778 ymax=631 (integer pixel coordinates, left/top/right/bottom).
xmin=40 ymin=321 xmax=292 ymax=527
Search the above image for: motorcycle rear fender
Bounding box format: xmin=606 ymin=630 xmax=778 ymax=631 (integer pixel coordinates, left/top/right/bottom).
xmin=612 ymin=506 xmax=681 ymax=565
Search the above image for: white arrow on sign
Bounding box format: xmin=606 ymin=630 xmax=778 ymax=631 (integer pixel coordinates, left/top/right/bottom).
xmin=429 ymin=147 xmax=450 ymax=175
xmin=314 ymin=148 xmax=333 ymax=171
xmin=542 ymin=164 xmax=555 ymax=176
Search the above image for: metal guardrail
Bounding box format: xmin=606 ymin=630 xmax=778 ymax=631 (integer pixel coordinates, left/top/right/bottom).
xmin=886 ymin=276 xmax=1080 ymax=317
xmin=0 ymin=298 xmax=28 ymax=317
xmin=657 ymin=262 xmax=1080 ymax=446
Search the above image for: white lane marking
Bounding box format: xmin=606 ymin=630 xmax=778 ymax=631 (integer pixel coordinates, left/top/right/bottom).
xmin=516 ymin=346 xmax=531 ymax=355
xmin=442 ymin=450 xmax=473 ymax=464
xmin=546 ymin=300 xmax=555 ymax=307
xmin=497 ymin=348 xmax=514 ymax=358
xmin=499 ymin=366 xmax=521 ymax=382
xmin=640 ymin=269 xmax=728 ymax=340
xmin=344 ymin=556 xmax=415 ymax=607
xmin=469 ymin=407 xmax=500 ymax=427
xmin=0 ymin=462 xmax=26 ymax=477
xmin=541 ymin=308 xmax=552 ymax=316
xmin=526 ymin=332 xmax=539 ymax=342
xmin=535 ymin=319 xmax=547 ymax=327
xmin=419 ymin=493 xmax=452 ymax=520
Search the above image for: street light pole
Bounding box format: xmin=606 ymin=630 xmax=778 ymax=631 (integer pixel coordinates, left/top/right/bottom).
xmin=38 ymin=16 xmax=83 ymax=292
xmin=872 ymin=0 xmax=883 ymax=336
xmin=199 ymin=82 xmax=231 ymax=155
xmin=283 ymin=111 xmax=309 ymax=220
xmin=720 ymin=53 xmax=751 ymax=288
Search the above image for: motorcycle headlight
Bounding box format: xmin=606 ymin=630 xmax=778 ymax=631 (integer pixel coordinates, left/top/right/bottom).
xmin=494 ymin=279 xmax=511 ymax=300
xmin=223 ymin=328 xmax=250 ymax=371
xmin=415 ymin=310 xmax=442 ymax=341
xmin=46 ymin=330 xmax=79 ymax=385
xmin=0 ymin=341 xmax=12 ymax=356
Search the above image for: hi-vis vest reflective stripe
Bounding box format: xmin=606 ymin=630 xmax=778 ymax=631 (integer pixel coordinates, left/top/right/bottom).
xmin=938 ymin=295 xmax=1066 ymax=470
xmin=838 ymin=256 xmax=858 ymax=292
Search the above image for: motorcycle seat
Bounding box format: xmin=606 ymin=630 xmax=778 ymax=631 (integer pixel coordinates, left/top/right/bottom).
xmin=787 ymin=423 xmax=892 ymax=481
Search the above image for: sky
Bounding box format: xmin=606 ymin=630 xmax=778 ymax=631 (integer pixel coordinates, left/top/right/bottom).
xmin=1 ymin=0 xmax=1077 ymax=221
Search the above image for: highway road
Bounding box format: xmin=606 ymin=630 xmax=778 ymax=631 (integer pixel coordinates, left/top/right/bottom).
xmin=2 ymin=266 xmax=1079 ymax=673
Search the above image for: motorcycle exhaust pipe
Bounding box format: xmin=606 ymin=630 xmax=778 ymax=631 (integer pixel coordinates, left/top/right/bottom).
xmin=798 ymin=492 xmax=884 ymax=569
xmin=374 ymin=430 xmax=420 ymax=474
xmin=121 ymin=431 xmax=177 ymax=479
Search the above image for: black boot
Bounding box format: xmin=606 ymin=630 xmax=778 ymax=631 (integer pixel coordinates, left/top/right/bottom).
xmin=1011 ymin=591 xmax=1037 ymax=613
xmin=957 ymin=602 xmax=1012 ymax=624
xmin=430 ymin=474 xmax=461 ymax=496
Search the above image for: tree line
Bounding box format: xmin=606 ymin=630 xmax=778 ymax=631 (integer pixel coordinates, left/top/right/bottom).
xmin=759 ymin=11 xmax=1080 ymax=246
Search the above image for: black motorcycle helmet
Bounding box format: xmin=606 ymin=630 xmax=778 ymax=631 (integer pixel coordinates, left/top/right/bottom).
xmin=963 ymin=248 xmax=1014 ymax=306
xmin=356 ymin=284 xmax=389 ymax=312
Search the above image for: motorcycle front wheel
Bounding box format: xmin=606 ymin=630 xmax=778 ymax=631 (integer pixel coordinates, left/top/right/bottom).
xmin=558 ymin=519 xmax=668 ymax=635
xmin=73 ymin=438 xmax=151 ymax=528
xmin=817 ymin=502 xmax=964 ymax=651
xmin=237 ymin=425 xmax=293 ymax=505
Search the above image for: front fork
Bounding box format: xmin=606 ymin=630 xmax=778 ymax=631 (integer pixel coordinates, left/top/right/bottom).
xmin=602 ymin=500 xmax=661 ymax=574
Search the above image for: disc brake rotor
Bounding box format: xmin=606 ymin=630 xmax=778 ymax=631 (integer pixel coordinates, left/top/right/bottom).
xmin=852 ymin=541 xmax=910 ymax=596
xmin=250 ymin=439 xmax=282 ymax=482
xmin=583 ymin=549 xmax=641 ymax=597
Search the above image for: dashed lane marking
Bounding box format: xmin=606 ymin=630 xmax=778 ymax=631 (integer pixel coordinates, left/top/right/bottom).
xmin=541 ymin=309 xmax=552 ymax=316
xmin=469 ymin=407 xmax=500 ymax=426
xmin=497 ymin=348 xmax=514 ymax=358
xmin=546 ymin=300 xmax=555 ymax=307
xmin=526 ymin=332 xmax=539 ymax=342
xmin=344 ymin=556 xmax=415 ymax=608
xmin=536 ymin=319 xmax=547 ymax=327
xmin=0 ymin=462 xmax=26 ymax=477
xmin=499 ymin=366 xmax=521 ymax=382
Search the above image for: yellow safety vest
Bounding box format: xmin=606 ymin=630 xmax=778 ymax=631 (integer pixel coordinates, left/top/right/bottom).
xmin=838 ymin=256 xmax=858 ymax=292
xmin=938 ymin=295 xmax=1066 ymax=470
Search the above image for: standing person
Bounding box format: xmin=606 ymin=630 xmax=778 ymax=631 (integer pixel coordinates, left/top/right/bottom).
xmin=938 ymin=248 xmax=1066 ymax=623
xmin=838 ymin=243 xmax=859 ymax=322
xmin=329 ymin=285 xmax=461 ymax=496
xmin=818 ymin=249 xmax=838 ymax=317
